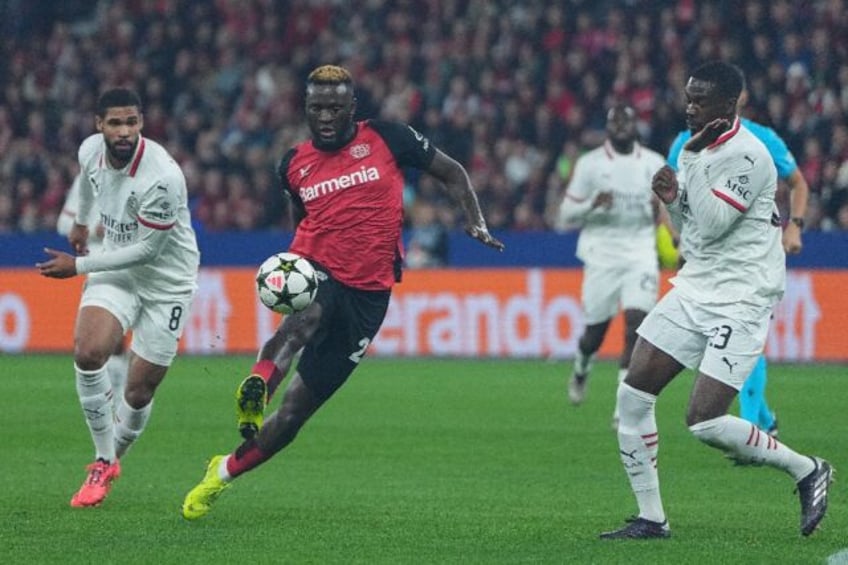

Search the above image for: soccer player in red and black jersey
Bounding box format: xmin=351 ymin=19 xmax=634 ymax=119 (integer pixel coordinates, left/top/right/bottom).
xmin=182 ymin=65 xmax=503 ymax=519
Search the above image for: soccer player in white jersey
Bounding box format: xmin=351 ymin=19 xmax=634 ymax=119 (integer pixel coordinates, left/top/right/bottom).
xmin=600 ymin=62 xmax=832 ymax=540
xmin=555 ymin=105 xmax=666 ymax=429
xmin=37 ymin=88 xmax=199 ymax=508
xmin=666 ymin=69 xmax=810 ymax=438
xmin=58 ymin=175 xmax=129 ymax=407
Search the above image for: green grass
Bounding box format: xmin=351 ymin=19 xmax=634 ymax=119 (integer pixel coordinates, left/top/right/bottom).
xmin=0 ymin=355 xmax=845 ymax=564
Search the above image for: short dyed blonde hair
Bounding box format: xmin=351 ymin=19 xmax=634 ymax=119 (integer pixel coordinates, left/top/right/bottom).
xmin=307 ymin=65 xmax=353 ymax=87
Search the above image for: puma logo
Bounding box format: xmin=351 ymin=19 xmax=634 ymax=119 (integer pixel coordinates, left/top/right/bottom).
xmin=722 ymin=356 xmax=739 ymax=373
xmin=620 ymin=449 xmax=638 ymax=460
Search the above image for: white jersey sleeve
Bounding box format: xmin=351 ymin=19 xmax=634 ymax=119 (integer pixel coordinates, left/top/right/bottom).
xmin=679 ymin=148 xmax=770 ymax=242
xmin=75 ymin=222 xmax=170 ymax=274
xmin=671 ymin=120 xmax=785 ymax=306
xmin=76 ymin=165 xmax=185 ymax=273
xmin=75 ymin=135 xmax=102 ymax=228
xmin=74 ymin=135 xmax=199 ymax=298
xmin=136 ymin=168 xmax=183 ymax=229
xmin=57 ymin=175 xmax=81 ymax=237
xmin=557 ymin=155 xmax=595 ymax=228
xmin=58 ymin=174 xmax=106 ymax=250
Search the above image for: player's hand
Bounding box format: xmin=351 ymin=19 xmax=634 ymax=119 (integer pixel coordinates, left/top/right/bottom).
xmin=69 ymin=223 xmax=90 ymax=256
xmin=684 ymin=118 xmax=731 ymax=152
xmin=652 ymin=166 xmax=679 ymax=205
xmin=36 ymin=248 xmax=79 ymax=279
xmin=592 ymin=191 xmax=614 ymax=210
xmin=465 ymin=223 xmax=505 ymax=251
xmin=782 ymin=222 xmax=803 ymax=254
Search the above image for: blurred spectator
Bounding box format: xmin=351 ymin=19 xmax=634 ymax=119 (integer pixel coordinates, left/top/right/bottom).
xmin=834 ymin=198 xmax=848 ymax=230
xmin=0 ymin=0 xmax=847 ymax=233
xmin=406 ymin=200 xmax=449 ymax=269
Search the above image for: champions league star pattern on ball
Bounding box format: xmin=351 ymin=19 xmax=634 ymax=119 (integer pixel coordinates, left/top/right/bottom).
xmin=255 ymin=252 xmax=319 ymax=314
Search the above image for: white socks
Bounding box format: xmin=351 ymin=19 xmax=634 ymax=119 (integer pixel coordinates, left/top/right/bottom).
xmin=114 ymin=398 xmax=153 ymax=458
xmin=75 ymin=363 xmax=116 ymax=463
xmin=612 ymin=368 xmax=628 ymax=422
xmin=616 ymin=383 xmax=665 ymax=523
xmin=218 ymin=456 xmax=233 ymax=482
xmin=574 ymin=349 xmax=595 ymax=376
xmin=689 ymin=415 xmax=816 ymax=481
xmin=106 ymin=352 xmax=129 ymax=409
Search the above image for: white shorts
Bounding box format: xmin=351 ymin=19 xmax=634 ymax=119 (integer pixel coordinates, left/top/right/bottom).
xmin=636 ymin=287 xmax=773 ymax=389
xmin=582 ymin=261 xmax=658 ymax=325
xmin=80 ymin=271 xmax=194 ymax=366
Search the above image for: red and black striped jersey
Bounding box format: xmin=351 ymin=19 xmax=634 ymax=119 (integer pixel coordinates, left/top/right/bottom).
xmin=279 ymin=120 xmax=435 ymax=290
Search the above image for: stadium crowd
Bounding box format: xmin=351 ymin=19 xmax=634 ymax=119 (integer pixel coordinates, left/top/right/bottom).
xmin=1 ymin=0 xmax=847 ymax=234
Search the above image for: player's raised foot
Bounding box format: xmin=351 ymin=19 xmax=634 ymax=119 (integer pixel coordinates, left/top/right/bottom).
xmin=70 ymin=458 xmax=121 ymax=507
xmin=182 ymin=455 xmax=230 ymax=520
xmin=568 ymin=373 xmax=588 ymax=405
xmin=600 ymin=516 xmax=670 ymax=540
xmin=236 ymin=374 xmax=268 ymax=439
xmin=796 ymin=456 xmax=834 ymax=536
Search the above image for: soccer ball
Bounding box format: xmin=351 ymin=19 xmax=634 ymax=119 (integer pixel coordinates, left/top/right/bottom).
xmin=256 ymin=252 xmax=319 ymax=314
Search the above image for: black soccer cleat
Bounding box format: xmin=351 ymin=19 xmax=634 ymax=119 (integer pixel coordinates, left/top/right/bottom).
xmin=796 ymin=456 xmax=834 ymax=536
xmin=600 ymin=516 xmax=670 ymax=540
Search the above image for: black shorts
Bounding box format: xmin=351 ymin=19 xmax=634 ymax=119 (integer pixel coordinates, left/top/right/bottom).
xmin=297 ymin=270 xmax=390 ymax=401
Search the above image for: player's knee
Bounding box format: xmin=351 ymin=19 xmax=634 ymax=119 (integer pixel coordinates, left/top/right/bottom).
xmin=685 ymin=405 xmax=708 ymax=427
xmin=123 ymin=381 xmax=155 ymax=409
xmin=73 ymin=342 xmax=111 ymax=371
xmin=279 ymin=308 xmax=320 ymax=350
xmin=685 ymin=391 xmax=731 ymax=427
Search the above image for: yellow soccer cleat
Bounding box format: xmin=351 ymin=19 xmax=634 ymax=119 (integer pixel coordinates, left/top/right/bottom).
xmin=236 ymin=375 xmax=268 ymax=440
xmin=181 ymin=456 xmax=230 ymax=520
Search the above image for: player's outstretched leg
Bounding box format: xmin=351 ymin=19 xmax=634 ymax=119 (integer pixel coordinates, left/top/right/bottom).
xmin=182 ymin=456 xmax=231 ymax=520
xmin=796 ymin=456 xmax=834 ymax=536
xmin=600 ymin=516 xmax=670 ymax=540
xmin=70 ymin=459 xmax=121 ymax=507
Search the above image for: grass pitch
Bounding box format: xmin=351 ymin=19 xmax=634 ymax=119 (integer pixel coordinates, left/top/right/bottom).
xmin=1 ymin=355 xmax=844 ymax=564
